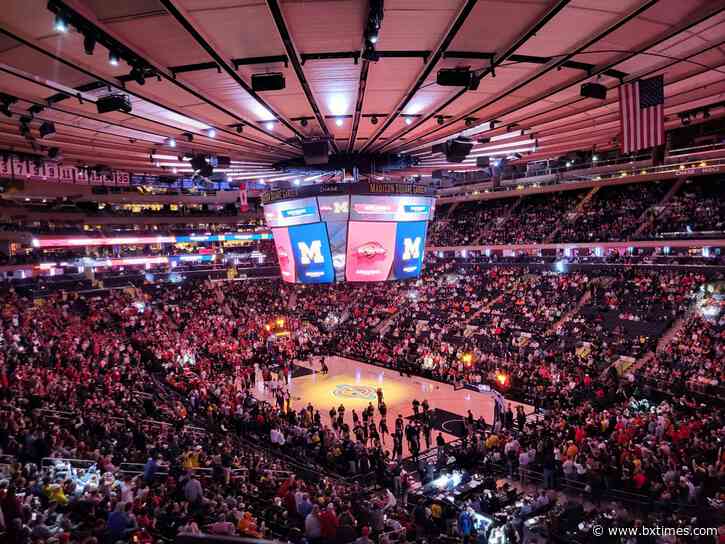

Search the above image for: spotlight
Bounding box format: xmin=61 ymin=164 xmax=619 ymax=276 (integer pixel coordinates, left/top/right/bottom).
xmin=335 ymin=117 xmax=344 ymax=127
xmin=108 ymin=50 xmax=120 ymax=66
xmin=266 ymin=121 xmax=274 ymax=130
xmin=361 ymin=46 xmax=380 ymax=62
xmin=206 ymin=128 xmax=216 ymax=138
xmin=370 ymin=116 xmax=378 ymax=125
xmin=130 ymin=66 xmax=146 ymax=85
xmin=83 ymin=33 xmax=96 ymax=55
xmin=19 ymin=116 xmax=31 ymax=138
xmin=39 ymin=121 xmax=56 ymax=139
xmin=293 ymin=179 xmax=301 ymax=186
xmin=465 ymin=117 xmax=475 ymax=127
xmin=368 ymin=34 xmax=378 ymax=44
xmin=437 ymin=116 xmax=445 ymax=125
xmin=54 ymin=14 xmax=69 ymax=33
xmin=404 ymin=116 xmax=413 ymax=125
xmin=172 ymin=167 xmax=178 ymax=174
xmin=300 ymin=118 xmax=308 ymax=127
xmin=167 ymin=138 xmax=176 ymax=148
xmin=592 ymin=155 xmax=598 ymax=162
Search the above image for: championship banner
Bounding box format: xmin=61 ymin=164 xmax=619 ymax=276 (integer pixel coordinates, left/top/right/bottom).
xmin=0 ymin=154 xmax=131 ymax=185
xmin=239 ymin=181 xmax=249 ymax=211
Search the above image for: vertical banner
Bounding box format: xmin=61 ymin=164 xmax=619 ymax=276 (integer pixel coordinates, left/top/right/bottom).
xmin=60 ymin=166 xmax=76 ymax=183
xmin=75 ymin=168 xmax=88 ymax=184
xmin=239 ymin=182 xmax=249 ymax=211
xmin=0 ymin=154 xmax=132 ymax=185
xmin=115 ymin=172 xmax=130 ymax=185
xmin=0 ymin=156 xmax=11 ymax=177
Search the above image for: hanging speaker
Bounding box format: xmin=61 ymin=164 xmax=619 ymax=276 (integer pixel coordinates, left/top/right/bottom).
xmin=580 ymin=83 xmax=607 ymax=100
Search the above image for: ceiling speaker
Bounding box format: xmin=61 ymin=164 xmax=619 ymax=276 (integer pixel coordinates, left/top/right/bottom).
xmin=580 ymin=83 xmax=607 ymax=100
xmin=252 ymin=73 xmax=285 ymax=92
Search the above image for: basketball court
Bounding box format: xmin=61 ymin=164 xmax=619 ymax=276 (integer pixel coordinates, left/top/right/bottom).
xmin=254 ymin=355 xmax=532 ymax=456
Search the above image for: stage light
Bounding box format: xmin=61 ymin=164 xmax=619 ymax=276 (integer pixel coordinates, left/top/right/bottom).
xmin=361 ymin=46 xmax=380 ymax=62
xmin=565 ymin=161 xmax=572 ymax=167
xmin=39 ymin=121 xmax=56 ymax=139
xmin=293 ymin=179 xmax=301 ymax=186
xmin=130 ymin=65 xmax=146 ymax=85
xmin=335 ymin=117 xmax=344 ymax=127
xmin=368 ymin=34 xmax=378 ymax=44
xmin=108 ymin=50 xmax=120 ymax=66
xmin=206 ymin=128 xmax=216 ymax=138
xmin=167 ymin=138 xmax=176 ymax=148
xmin=404 ymin=116 xmax=413 ymax=125
xmin=172 ymin=167 xmax=178 ymax=174
xmin=83 ymin=33 xmax=96 ymax=55
xmin=495 ymin=371 xmax=510 ymax=388
xmin=370 ymin=116 xmax=378 ymax=125
xmin=54 ymin=14 xmax=69 ymax=33
xmin=266 ymin=121 xmax=274 ymax=130
xmin=592 ymin=155 xmax=598 ymax=162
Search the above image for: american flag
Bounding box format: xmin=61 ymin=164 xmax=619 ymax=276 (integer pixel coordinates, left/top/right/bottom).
xmin=619 ymin=75 xmax=664 ymax=154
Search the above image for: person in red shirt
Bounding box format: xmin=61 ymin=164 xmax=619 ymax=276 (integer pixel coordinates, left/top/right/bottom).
xmin=319 ymin=503 xmax=339 ymax=542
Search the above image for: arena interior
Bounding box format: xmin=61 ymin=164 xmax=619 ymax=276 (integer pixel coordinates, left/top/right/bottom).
xmin=1 ymin=1 xmax=725 ymax=543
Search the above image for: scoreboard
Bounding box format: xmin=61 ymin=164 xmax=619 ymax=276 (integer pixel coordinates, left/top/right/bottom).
xmin=262 ymin=182 xmax=435 ymax=283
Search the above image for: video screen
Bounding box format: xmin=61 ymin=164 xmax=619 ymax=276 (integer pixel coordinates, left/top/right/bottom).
xmin=266 ymin=193 xmax=433 ymax=283
xmin=264 ymin=197 xmax=320 ymax=227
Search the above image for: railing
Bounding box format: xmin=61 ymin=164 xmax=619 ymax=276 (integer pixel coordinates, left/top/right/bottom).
xmin=437 ymin=155 xmax=725 ymax=203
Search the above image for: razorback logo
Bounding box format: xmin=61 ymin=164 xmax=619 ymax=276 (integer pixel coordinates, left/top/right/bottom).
xmin=354 ymin=241 xmax=387 ymax=259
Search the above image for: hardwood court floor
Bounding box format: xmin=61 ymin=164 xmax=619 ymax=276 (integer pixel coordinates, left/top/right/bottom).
xmin=254 ymin=355 xmax=531 ymax=457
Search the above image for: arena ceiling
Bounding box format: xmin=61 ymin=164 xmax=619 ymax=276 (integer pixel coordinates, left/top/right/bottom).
xmin=0 ymin=0 xmax=724 ymax=182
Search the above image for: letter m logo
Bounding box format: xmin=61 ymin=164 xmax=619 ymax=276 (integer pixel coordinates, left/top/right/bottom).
xmin=402 ymin=237 xmax=421 ymax=260
xmin=297 ymin=240 xmax=324 ymax=264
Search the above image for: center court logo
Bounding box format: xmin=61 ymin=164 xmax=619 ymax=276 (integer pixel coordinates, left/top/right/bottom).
xmin=331 ymin=384 xmax=377 ymax=400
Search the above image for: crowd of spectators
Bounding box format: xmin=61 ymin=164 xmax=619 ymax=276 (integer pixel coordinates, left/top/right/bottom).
xmin=427 ymin=176 xmax=724 ymax=248
xmin=0 ymin=259 xmax=723 ymax=543
xmin=644 ymin=177 xmax=725 ymax=238
xmin=553 ymin=181 xmax=671 ymax=242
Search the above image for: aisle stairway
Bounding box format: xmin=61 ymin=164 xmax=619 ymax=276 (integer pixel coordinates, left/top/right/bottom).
xmin=464 ymin=293 xmax=505 ymax=325
xmin=632 ymin=177 xmax=687 ymax=237
xmin=544 ymin=187 xmax=599 ymax=243
xmin=545 ymin=289 xmax=591 ymax=334
xmin=472 ymin=196 xmax=524 ymax=244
